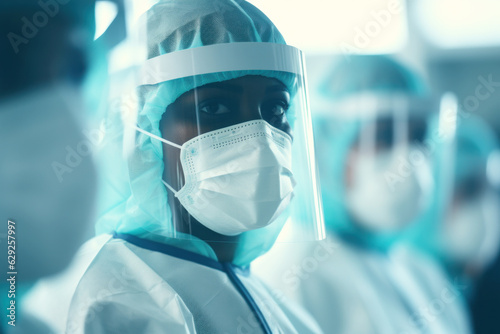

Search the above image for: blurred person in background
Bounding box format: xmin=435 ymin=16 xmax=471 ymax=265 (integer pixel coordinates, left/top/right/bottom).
xmin=0 ymin=0 xmax=122 ymax=332
xmin=437 ymin=116 xmax=500 ymax=281
xmin=253 ymin=55 xmax=472 ymax=334
xmin=436 ymin=116 xmax=500 ymax=334
xmin=65 ymin=0 xmax=325 ymax=333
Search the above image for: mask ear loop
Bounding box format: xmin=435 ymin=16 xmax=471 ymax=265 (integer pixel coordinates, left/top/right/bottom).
xmin=162 ymin=180 xmax=178 ymax=196
xmin=134 ymin=125 xmax=182 ymax=149
xmin=134 ymin=125 xmax=181 ymax=195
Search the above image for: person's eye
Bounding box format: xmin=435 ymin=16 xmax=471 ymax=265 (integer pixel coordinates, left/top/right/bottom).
xmin=267 ymin=100 xmax=290 ymax=117
xmin=199 ymin=101 xmax=231 ymax=115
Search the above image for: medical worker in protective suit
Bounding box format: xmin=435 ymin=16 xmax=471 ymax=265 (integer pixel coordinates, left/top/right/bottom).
xmin=66 ymin=1 xmax=324 ymax=333
xmin=0 ymin=1 xmax=97 ymax=282
xmin=433 ymin=116 xmax=500 ymax=333
xmin=0 ymin=0 xmax=123 ymax=332
xmin=253 ymin=55 xmax=472 ymax=333
xmin=436 ymin=116 xmax=500 ymax=280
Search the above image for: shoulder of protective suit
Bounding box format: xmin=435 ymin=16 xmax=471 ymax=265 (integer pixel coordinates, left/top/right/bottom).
xmin=66 ymin=239 xmax=196 ymax=334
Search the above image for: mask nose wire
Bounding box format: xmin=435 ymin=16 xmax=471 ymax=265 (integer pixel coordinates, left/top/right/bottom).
xmin=134 ymin=125 xmax=182 ymax=195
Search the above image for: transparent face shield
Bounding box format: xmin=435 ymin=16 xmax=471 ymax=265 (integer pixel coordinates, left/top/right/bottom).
xmin=115 ymin=42 xmax=324 ymax=252
xmin=331 ymin=93 xmax=445 ymax=233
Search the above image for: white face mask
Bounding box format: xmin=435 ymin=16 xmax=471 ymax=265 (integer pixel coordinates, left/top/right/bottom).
xmin=346 ymin=145 xmax=432 ymax=232
xmin=142 ymin=120 xmax=296 ymax=236
xmin=443 ymin=191 xmax=500 ymax=268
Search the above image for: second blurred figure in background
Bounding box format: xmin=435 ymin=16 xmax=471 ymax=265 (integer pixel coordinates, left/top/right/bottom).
xmin=440 ymin=116 xmax=500 ymax=334
xmin=254 ymin=55 xmax=473 ymax=334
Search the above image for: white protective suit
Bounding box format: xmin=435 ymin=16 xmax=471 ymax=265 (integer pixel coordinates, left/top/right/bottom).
xmin=253 ymin=238 xmax=472 ymax=334
xmin=66 ymin=234 xmax=321 ymax=334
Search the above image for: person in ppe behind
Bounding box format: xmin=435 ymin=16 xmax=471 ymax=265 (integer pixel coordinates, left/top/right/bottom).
xmin=0 ymin=1 xmax=112 ymax=333
xmin=66 ymin=1 xmax=324 ymax=333
xmin=253 ymin=55 xmax=472 ymax=334
xmin=431 ymin=116 xmax=500 ymax=334
xmin=437 ymin=116 xmax=500 ymax=281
